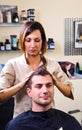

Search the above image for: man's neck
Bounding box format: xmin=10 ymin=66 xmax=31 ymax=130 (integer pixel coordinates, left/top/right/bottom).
xmin=32 ymin=103 xmax=52 ymax=112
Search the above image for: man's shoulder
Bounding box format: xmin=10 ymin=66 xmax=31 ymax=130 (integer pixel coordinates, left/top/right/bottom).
xmin=52 ymin=108 xmax=77 ymax=121
xmin=52 ymin=108 xmax=82 ymax=129
xmin=13 ymin=110 xmax=29 ymax=122
xmin=5 ymin=111 xmax=29 ymax=129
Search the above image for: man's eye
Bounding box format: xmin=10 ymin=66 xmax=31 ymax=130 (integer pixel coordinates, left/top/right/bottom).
xmin=35 ymin=85 xmax=42 ymax=89
xmin=46 ymin=83 xmax=53 ymax=88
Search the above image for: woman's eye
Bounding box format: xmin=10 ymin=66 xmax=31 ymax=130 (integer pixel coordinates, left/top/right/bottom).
xmin=25 ymin=38 xmax=31 ymax=42
xmin=25 ymin=38 xmax=40 ymax=43
xmin=35 ymin=38 xmax=40 ymax=42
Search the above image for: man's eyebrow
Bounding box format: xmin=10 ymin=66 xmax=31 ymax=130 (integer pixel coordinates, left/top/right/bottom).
xmin=35 ymin=82 xmax=53 ymax=85
xmin=35 ymin=83 xmax=42 ymax=85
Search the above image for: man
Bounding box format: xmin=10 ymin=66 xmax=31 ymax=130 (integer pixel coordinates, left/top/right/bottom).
xmin=5 ymin=66 xmax=82 ymax=130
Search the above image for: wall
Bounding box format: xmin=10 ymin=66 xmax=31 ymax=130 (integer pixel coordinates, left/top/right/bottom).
xmin=0 ymin=0 xmax=82 ymax=124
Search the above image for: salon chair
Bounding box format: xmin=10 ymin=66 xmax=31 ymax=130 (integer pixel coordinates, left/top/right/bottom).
xmin=0 ymin=97 xmax=14 ymax=130
xmin=68 ymin=109 xmax=82 ymax=126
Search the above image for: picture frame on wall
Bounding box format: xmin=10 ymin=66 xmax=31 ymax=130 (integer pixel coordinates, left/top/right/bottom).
xmin=0 ymin=5 xmax=17 ymax=23
xmin=75 ymin=21 xmax=82 ymax=48
xmin=58 ymin=61 xmax=82 ymax=79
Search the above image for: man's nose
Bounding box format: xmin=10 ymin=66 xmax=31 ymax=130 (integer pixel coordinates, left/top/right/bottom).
xmin=42 ymin=85 xmax=48 ymax=92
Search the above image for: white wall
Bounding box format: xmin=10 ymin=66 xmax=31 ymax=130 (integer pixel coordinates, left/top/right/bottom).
xmin=0 ymin=0 xmax=82 ymax=124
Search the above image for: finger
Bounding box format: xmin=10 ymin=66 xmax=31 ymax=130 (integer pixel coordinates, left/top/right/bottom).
xmin=25 ymin=71 xmax=34 ymax=78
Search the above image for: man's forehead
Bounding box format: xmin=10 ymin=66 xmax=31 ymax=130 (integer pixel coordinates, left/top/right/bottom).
xmin=32 ymin=75 xmax=52 ymax=83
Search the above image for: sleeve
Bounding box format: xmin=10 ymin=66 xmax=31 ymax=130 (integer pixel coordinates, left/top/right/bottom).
xmin=52 ymin=60 xmax=74 ymax=94
xmin=0 ymin=60 xmax=15 ymax=90
xmin=52 ymin=61 xmax=71 ymax=83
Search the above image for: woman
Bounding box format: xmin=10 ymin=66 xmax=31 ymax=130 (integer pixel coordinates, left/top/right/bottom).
xmin=0 ymin=21 xmax=74 ymax=117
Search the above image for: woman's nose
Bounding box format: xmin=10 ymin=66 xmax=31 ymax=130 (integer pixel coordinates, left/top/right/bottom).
xmin=30 ymin=41 xmax=35 ymax=47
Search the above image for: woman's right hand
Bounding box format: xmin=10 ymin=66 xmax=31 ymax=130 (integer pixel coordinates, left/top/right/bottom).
xmin=19 ymin=71 xmax=33 ymax=89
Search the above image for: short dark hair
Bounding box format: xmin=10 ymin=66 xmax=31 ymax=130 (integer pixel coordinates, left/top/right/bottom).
xmin=25 ymin=66 xmax=55 ymax=89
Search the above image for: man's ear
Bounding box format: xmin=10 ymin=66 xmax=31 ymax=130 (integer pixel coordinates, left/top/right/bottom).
xmin=26 ymin=88 xmax=32 ymax=97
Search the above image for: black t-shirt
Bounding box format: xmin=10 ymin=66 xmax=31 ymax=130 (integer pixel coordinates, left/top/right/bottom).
xmin=5 ymin=108 xmax=82 ymax=130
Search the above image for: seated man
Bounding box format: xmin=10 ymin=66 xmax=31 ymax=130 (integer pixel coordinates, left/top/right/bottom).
xmin=5 ymin=66 xmax=82 ymax=130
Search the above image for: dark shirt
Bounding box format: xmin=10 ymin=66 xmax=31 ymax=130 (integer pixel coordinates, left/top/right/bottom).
xmin=5 ymin=108 xmax=82 ymax=130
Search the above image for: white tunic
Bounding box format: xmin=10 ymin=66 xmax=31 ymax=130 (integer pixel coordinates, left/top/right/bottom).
xmin=0 ymin=54 xmax=73 ymax=117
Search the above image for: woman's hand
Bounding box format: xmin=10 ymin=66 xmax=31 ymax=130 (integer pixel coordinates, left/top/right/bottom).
xmin=19 ymin=71 xmax=33 ymax=89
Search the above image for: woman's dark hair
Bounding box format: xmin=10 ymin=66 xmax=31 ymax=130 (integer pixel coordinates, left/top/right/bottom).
xmin=19 ymin=21 xmax=47 ymax=56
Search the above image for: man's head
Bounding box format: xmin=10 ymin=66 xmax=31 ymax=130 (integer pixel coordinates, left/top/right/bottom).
xmin=26 ymin=66 xmax=55 ymax=111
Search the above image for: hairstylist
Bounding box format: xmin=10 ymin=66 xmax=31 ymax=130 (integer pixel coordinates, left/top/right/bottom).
xmin=0 ymin=21 xmax=74 ymax=117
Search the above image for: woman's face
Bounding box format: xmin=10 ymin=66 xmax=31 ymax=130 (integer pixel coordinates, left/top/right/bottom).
xmin=24 ymin=30 xmax=42 ymax=56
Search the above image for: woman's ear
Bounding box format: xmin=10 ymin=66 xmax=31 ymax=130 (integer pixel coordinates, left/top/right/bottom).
xmin=26 ymin=88 xmax=32 ymax=97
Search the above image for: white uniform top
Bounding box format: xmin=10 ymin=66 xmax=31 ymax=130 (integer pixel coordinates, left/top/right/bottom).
xmin=0 ymin=54 xmax=73 ymax=117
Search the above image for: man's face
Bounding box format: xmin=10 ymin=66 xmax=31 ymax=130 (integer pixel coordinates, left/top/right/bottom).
xmin=26 ymin=75 xmax=54 ymax=108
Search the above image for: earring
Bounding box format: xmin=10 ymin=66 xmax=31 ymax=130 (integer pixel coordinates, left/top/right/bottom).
xmin=39 ymin=50 xmax=42 ymax=54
